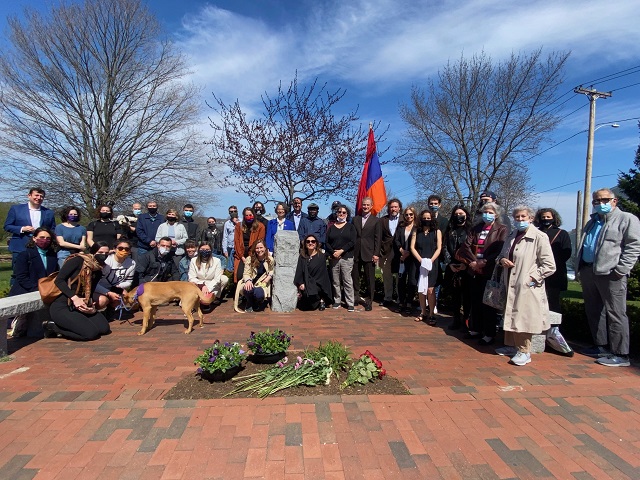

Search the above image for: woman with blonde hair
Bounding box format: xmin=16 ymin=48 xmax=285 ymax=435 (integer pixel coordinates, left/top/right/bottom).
xmin=241 ymin=239 xmax=274 ymax=312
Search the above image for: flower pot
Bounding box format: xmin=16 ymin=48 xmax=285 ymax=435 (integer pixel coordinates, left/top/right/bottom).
xmin=199 ymin=364 xmax=242 ymax=382
xmin=249 ymin=351 xmax=286 ymax=364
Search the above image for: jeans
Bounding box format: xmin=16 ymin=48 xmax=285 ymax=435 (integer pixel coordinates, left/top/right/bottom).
xmin=225 ymin=247 xmax=235 ymax=271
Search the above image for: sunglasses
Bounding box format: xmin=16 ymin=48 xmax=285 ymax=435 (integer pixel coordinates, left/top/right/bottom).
xmin=337 ymin=211 xmax=347 ymax=214
xmin=116 ymin=246 xmax=131 ymax=252
xmin=305 ymin=240 xmax=317 ymax=244
xmin=592 ymin=198 xmax=613 ymax=205
xmin=404 ymin=213 xmax=414 ymax=217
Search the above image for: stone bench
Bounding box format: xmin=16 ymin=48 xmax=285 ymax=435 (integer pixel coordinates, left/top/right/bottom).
xmin=0 ymin=292 xmax=48 ymax=356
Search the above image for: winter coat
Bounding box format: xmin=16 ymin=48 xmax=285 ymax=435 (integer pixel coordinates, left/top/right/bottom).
xmin=498 ymin=226 xmax=556 ymax=334
xmin=541 ymin=227 xmax=571 ymax=290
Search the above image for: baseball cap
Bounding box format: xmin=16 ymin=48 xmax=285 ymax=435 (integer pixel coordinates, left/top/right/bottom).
xmin=479 ymin=191 xmax=497 ymax=200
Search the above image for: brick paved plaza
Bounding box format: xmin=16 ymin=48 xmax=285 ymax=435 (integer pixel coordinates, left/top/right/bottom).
xmin=1 ymin=301 xmax=639 ymax=479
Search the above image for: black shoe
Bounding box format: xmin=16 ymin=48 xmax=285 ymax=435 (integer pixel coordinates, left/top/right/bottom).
xmin=365 ymin=302 xmax=373 ymax=312
xmin=319 ymin=302 xmax=326 ymax=311
xmin=42 ymin=321 xmax=58 ymax=338
xmin=464 ymin=332 xmax=481 ymax=339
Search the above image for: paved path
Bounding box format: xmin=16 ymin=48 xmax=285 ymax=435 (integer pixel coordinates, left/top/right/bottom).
xmin=1 ymin=301 xmax=639 ymax=479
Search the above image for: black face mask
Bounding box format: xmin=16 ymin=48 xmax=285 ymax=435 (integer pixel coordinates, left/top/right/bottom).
xmin=166 ymin=217 xmax=177 ymax=223
xmin=199 ymin=250 xmax=212 ymax=259
xmin=540 ymin=219 xmax=553 ymax=228
xmin=455 ymin=215 xmax=466 ymax=224
xmin=208 ymin=223 xmax=216 ymax=229
xmin=147 ymin=208 xmax=158 ymax=215
xmin=94 ymin=253 xmax=108 ymax=265
xmin=421 ymin=219 xmax=430 ymax=227
xmin=99 ymin=212 xmax=111 ymax=219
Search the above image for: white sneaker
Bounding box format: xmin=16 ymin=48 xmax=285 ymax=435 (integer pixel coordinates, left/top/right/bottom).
xmin=510 ymin=352 xmax=531 ymax=366
xmin=495 ymin=346 xmax=517 ymax=357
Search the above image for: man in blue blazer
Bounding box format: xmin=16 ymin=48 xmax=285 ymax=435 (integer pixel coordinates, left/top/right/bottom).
xmin=4 ymin=188 xmax=56 ymax=284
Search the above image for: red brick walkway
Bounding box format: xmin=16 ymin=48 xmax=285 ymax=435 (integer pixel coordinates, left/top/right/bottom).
xmin=1 ymin=301 xmax=639 ymax=479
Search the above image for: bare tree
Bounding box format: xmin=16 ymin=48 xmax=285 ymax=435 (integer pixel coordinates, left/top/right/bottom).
xmin=400 ymin=49 xmax=569 ymax=211
xmin=207 ymin=73 xmax=386 ymax=205
xmin=0 ymin=0 xmax=207 ymax=216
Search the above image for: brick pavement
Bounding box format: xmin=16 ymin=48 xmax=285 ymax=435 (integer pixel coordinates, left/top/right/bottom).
xmin=1 ymin=300 xmax=639 ymax=479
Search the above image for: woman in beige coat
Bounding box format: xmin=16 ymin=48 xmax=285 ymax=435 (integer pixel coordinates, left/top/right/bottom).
xmin=496 ymin=205 xmax=556 ymax=366
xmin=240 ymin=239 xmax=274 ymax=312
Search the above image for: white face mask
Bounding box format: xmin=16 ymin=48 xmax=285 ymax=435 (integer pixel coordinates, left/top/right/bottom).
xmin=158 ymin=247 xmax=170 ymax=256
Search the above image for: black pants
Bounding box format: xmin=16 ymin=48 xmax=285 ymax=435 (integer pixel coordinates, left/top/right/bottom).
xmin=469 ymin=275 xmax=499 ymax=337
xmin=445 ymin=267 xmax=471 ymax=322
xmin=352 ymin=259 xmax=376 ymax=304
xmin=545 ymin=285 xmax=562 ymax=317
xmin=49 ymin=296 xmax=110 ymax=341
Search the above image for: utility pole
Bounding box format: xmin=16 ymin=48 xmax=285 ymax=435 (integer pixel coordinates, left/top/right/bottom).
xmin=576 ymin=190 xmax=582 ymax=235
xmin=574 ymin=86 xmax=612 ymax=229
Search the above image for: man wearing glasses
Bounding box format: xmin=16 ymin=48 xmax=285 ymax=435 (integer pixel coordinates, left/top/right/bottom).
xmin=222 ymin=206 xmax=239 ymax=273
xmin=577 ymin=188 xmax=640 ymax=366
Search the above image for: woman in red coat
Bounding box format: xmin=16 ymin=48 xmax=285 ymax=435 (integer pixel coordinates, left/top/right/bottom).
xmin=233 ymin=207 xmax=266 ymax=282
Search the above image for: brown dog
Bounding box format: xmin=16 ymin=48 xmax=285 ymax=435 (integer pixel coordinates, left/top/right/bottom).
xmin=123 ymin=281 xmax=214 ymax=335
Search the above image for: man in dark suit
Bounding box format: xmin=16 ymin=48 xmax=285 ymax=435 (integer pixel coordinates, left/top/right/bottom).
xmin=4 ymin=187 xmax=56 ymax=285
xmin=135 ymin=200 xmax=165 ymax=257
xmin=286 ymin=197 xmax=308 ymax=231
xmin=379 ymin=198 xmax=402 ymax=309
xmin=352 ymin=197 xmax=382 ymax=311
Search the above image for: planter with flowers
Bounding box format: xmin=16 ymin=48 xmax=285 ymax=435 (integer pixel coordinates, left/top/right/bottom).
xmin=247 ymin=329 xmax=292 ymax=364
xmin=195 ymin=340 xmax=246 ymax=382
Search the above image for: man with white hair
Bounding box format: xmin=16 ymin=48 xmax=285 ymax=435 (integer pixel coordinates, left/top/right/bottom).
xmin=576 ymin=188 xmax=640 ymax=367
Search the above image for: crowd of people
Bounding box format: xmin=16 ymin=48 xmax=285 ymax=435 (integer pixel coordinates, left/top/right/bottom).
xmin=4 ymin=186 xmax=640 ymax=368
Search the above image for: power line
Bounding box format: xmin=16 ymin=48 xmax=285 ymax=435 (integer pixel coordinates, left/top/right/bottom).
xmin=579 ymin=64 xmax=640 ymax=86
xmin=610 ymin=81 xmax=640 ymax=93
xmin=537 ymin=174 xmax=618 ymax=194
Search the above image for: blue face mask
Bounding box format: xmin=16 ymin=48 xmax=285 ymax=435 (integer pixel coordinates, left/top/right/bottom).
xmin=515 ymin=220 xmax=529 ymax=231
xmin=133 ymin=209 xmax=142 ymax=216
xmin=482 ymin=212 xmax=495 ymax=223
xmin=183 ymin=211 xmax=193 ymax=218
xmin=429 ymin=205 xmax=439 ymax=212
xmin=594 ymin=203 xmax=612 ymax=215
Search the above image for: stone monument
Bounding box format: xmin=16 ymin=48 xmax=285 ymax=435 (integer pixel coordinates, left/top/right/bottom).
xmin=271 ymin=231 xmax=300 ymax=312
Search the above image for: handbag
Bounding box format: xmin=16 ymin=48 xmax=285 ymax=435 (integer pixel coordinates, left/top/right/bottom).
xmin=482 ymin=265 xmax=506 ymax=311
xmin=38 ymin=272 xmax=62 ymax=304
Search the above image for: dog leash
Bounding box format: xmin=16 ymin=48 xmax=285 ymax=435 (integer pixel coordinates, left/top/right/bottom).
xmin=115 ymin=293 xmax=138 ymax=325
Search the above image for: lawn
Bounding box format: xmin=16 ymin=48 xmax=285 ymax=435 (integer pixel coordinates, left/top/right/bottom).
xmin=0 ymin=261 xmax=10 ymax=298
xmin=562 ymin=280 xmax=640 ymax=308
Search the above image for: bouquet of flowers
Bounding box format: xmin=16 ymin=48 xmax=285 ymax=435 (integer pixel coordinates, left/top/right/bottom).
xmin=341 ymin=350 xmax=386 ymax=389
xmin=228 ymin=355 xmax=333 ymax=398
xmin=247 ymin=329 xmax=292 ymax=355
xmin=195 ymin=340 xmax=246 ymax=374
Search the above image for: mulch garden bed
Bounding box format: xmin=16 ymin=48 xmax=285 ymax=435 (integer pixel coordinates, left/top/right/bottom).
xmin=164 ymin=361 xmax=410 ymax=400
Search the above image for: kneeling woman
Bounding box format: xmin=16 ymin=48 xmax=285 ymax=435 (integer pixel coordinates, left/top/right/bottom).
xmin=241 ymin=239 xmax=274 ymax=312
xmin=46 ymin=243 xmax=111 ymax=341
xmin=294 ymin=234 xmax=332 ymax=311
xmin=188 ymin=242 xmax=229 ymax=301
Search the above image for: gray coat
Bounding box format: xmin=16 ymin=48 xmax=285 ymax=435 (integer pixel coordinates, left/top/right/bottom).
xmin=576 ymin=207 xmax=640 ymax=277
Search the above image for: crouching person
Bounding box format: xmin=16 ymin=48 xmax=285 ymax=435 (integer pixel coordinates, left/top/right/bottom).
xmin=241 ymin=239 xmax=274 ymax=313
xmin=188 ymin=242 xmax=228 ymax=311
xmin=93 ymin=240 xmax=136 ymax=315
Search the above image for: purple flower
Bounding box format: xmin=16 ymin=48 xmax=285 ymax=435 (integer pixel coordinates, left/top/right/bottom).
xmin=239 ymin=349 xmax=245 ymax=355
xmin=209 ymin=356 xmax=217 ymax=362
xmin=196 ymin=367 xmax=203 ymax=374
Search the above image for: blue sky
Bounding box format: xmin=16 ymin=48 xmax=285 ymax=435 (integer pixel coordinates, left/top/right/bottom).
xmin=1 ymin=0 xmax=639 ymax=229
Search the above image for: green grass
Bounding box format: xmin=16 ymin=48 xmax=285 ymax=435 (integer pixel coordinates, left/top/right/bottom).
xmin=0 ymin=261 xmax=10 ymax=298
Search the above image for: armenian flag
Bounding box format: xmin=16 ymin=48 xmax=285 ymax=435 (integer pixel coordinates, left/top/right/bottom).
xmin=356 ymin=125 xmax=387 ymax=215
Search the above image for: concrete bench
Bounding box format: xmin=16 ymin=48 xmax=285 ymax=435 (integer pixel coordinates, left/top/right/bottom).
xmin=0 ymin=292 xmax=48 ymax=356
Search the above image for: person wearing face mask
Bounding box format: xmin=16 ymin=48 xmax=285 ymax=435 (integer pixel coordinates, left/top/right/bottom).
xmin=188 ymin=242 xmax=229 ymax=307
xmin=576 ymin=188 xmax=640 ymax=367
xmin=496 ymin=206 xmax=556 ymax=366
xmin=443 ymin=205 xmax=472 ymax=330
xmin=181 ymin=203 xmax=199 ymax=241
xmin=200 ymin=217 xmax=222 ymax=254
xmin=8 ymin=227 xmax=59 ymax=337
xmin=136 ymin=200 xmax=165 ymax=257
xmin=86 ymin=205 xmax=121 ymax=249
xmin=155 ymin=209 xmax=188 ymax=268
xmin=474 ymin=191 xmax=512 ymax=229
xmin=55 ymin=206 xmax=87 ymax=268
xmin=456 ymin=202 xmax=507 ymax=345
xmin=410 ymin=210 xmax=442 ymax=324
xmin=94 ymin=240 xmax=136 ymax=311
xmin=233 ymin=207 xmax=266 ymax=282
xmin=9 ymin=227 xmax=59 ymax=297
xmin=427 ymin=195 xmax=449 ymax=233
xmin=44 ymin=242 xmax=111 ymax=341
xmin=134 ymin=237 xmax=179 ymax=284
xmin=266 ymin=202 xmax=295 ymax=254
xmin=298 ymin=203 xmax=327 ymax=246
xmin=222 ymin=206 xmax=239 ymax=273
xmin=252 ymin=201 xmax=269 ymax=229
xmin=533 ymin=208 xmax=574 ymax=356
